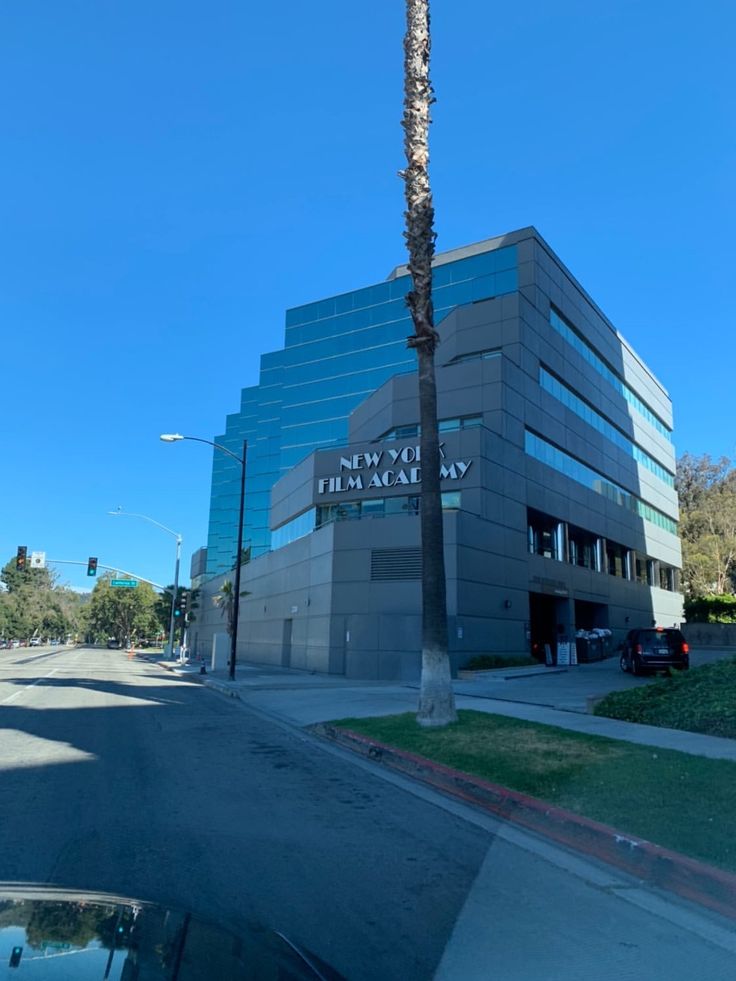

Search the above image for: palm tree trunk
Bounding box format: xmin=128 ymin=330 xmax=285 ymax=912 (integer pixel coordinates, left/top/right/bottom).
xmin=402 ymin=0 xmax=457 ymax=726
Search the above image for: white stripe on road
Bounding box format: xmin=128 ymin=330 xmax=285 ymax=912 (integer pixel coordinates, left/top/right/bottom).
xmin=0 ymin=668 xmax=59 ymax=704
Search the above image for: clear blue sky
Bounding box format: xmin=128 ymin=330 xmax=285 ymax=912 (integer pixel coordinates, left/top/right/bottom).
xmin=2 ymin=1 xmax=734 ymax=592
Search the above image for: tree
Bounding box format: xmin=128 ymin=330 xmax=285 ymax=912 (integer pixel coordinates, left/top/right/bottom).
xmin=88 ymin=574 xmax=160 ymax=646
xmin=676 ymin=454 xmax=736 ymax=596
xmin=400 ymin=0 xmax=456 ymax=726
xmin=0 ymin=557 xmax=84 ymax=642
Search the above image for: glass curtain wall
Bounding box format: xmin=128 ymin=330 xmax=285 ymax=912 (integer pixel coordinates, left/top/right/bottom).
xmin=206 ymin=246 xmax=518 ymax=574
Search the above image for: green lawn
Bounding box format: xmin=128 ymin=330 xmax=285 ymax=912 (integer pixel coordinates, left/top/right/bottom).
xmin=331 ymin=710 xmax=736 ymax=872
xmin=594 ymin=656 xmax=736 ymax=739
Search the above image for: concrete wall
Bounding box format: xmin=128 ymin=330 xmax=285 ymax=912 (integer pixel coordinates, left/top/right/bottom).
xmin=681 ymin=623 xmax=736 ymax=648
xmin=193 ymin=524 xmax=337 ymax=673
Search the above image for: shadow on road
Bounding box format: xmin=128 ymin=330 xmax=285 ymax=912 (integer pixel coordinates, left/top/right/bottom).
xmin=0 ymin=674 xmax=192 ymax=706
xmin=0 ymin=657 xmax=487 ymax=981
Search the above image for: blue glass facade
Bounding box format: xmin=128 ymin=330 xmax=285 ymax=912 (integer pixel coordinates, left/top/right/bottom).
xmin=549 ymin=307 xmax=672 ymax=439
xmin=525 ymin=430 xmax=678 ymax=535
xmin=538 ymin=368 xmax=675 ymax=487
xmin=206 ymin=244 xmax=518 ymax=575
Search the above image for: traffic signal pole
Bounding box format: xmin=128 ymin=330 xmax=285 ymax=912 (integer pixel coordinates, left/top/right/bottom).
xmin=45 ymin=559 xmax=166 ymax=590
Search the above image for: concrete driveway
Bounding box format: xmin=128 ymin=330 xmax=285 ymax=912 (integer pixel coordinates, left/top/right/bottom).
xmin=452 ymin=648 xmax=735 ymax=713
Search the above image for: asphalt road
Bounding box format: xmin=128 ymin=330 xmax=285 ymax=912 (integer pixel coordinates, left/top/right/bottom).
xmin=1 ymin=646 xmax=735 ymax=980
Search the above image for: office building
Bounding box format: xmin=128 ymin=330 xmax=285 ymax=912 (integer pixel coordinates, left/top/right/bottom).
xmin=192 ymin=228 xmax=682 ymax=679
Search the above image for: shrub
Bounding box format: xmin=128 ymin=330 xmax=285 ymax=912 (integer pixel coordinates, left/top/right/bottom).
xmin=684 ymin=594 xmax=736 ymax=623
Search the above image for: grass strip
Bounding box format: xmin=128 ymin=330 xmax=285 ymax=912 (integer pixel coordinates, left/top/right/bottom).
xmin=595 ymin=656 xmax=736 ymax=739
xmin=331 ymin=710 xmax=736 ymax=873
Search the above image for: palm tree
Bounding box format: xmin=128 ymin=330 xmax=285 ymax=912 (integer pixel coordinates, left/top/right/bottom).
xmin=401 ymin=0 xmax=457 ymax=726
xmin=213 ymin=580 xmax=249 ymax=638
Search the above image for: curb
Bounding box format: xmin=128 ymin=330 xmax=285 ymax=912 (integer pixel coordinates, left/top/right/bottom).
xmin=202 ymin=678 xmax=241 ymax=699
xmin=312 ymin=724 xmax=736 ymax=923
xmin=151 ymin=657 xmax=237 ymax=696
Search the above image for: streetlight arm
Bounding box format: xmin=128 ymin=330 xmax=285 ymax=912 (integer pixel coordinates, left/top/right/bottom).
xmin=109 ymin=510 xmax=182 ymax=543
xmin=160 ymin=433 xmax=243 ymax=465
xmin=107 ymin=505 xmax=183 ymax=659
xmin=185 ymin=436 xmax=243 ymax=465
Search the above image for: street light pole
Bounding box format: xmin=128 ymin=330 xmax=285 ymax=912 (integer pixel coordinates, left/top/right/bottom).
xmin=169 ymin=536 xmax=181 ymax=659
xmin=160 ymin=434 xmax=247 ymax=680
xmin=230 ymin=440 xmax=247 ymax=681
xmin=108 ymin=508 xmax=183 ymax=659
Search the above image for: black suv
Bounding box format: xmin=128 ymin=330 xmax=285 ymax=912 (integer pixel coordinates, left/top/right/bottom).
xmin=619 ymin=627 xmax=689 ymax=675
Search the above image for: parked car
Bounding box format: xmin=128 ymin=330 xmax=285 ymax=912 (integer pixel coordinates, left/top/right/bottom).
xmin=29 ymin=638 xmax=41 ymax=647
xmin=106 ymin=639 xmax=122 ymax=649
xmin=620 ymin=627 xmax=689 ymax=675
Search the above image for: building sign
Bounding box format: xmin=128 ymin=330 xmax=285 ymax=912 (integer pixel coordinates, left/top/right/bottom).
xmin=316 ymin=443 xmax=473 ymax=495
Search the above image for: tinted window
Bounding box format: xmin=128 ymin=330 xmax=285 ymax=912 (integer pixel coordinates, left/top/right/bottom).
xmin=637 ymin=629 xmax=684 ymax=650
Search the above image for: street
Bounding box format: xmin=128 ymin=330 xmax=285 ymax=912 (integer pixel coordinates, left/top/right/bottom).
xmin=1 ymin=646 xmax=735 ymax=980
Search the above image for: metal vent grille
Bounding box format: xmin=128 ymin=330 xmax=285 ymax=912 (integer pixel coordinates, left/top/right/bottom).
xmin=370 ymin=548 xmax=422 ymax=581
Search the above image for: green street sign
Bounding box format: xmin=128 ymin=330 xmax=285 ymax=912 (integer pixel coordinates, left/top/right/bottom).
xmin=111 ymin=579 xmax=138 ymax=588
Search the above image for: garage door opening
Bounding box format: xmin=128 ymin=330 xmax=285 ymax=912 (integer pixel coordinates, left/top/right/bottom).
xmin=529 ymin=592 xmax=569 ymax=662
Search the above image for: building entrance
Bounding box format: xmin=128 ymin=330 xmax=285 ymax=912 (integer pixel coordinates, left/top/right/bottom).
xmin=529 ymin=592 xmax=569 ymax=662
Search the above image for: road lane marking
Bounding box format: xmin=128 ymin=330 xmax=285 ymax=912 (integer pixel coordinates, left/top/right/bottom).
xmin=0 ymin=668 xmax=59 ymax=705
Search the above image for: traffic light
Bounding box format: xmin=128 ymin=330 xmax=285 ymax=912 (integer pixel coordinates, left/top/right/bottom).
xmin=174 ymin=590 xmax=188 ymax=618
xmin=87 ymin=556 xmax=98 ymax=577
xmin=9 ymin=945 xmax=23 ymax=968
xmin=16 ymin=546 xmax=27 ymax=571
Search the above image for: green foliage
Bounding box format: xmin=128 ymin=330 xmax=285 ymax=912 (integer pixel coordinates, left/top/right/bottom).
xmin=594 ymin=656 xmax=736 ymax=739
xmin=1 ymin=557 xmax=54 ymax=594
xmin=677 ymin=453 xmax=736 ymax=596
xmin=333 ymin=710 xmax=736 ymax=872
xmin=88 ymin=574 xmax=160 ymax=645
xmin=0 ymin=556 xmax=86 ymax=641
xmin=684 ymin=594 xmax=736 ymax=623
xmin=155 ymin=585 xmax=199 ymax=629
xmin=462 ymin=654 xmax=538 ymax=670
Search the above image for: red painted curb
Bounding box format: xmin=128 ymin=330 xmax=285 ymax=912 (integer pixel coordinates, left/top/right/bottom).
xmin=315 ymin=724 xmax=736 ymax=922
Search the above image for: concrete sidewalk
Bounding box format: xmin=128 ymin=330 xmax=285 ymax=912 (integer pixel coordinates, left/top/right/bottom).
xmin=162 ymin=657 xmax=736 ymax=763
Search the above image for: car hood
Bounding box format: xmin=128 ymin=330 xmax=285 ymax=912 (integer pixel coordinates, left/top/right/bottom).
xmin=0 ymin=885 xmax=343 ymax=980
